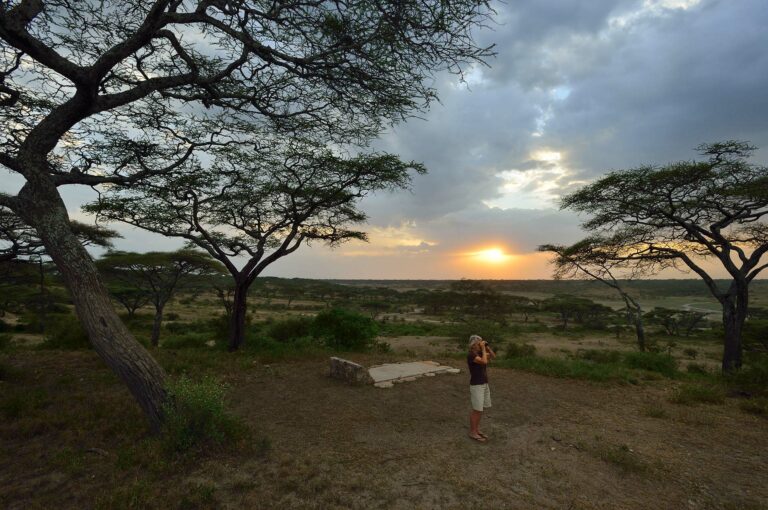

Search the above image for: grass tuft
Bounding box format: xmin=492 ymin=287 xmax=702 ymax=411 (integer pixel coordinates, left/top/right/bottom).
xmin=670 ymin=383 xmax=726 ymax=405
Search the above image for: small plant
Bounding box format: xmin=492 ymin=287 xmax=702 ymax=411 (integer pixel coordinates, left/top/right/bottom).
xmin=623 ymin=351 xmax=678 ymax=377
xmin=643 ymin=404 xmax=669 ymax=419
xmin=0 ymin=333 xmax=11 ymax=351
xmin=575 ymin=349 xmax=621 ymax=364
xmin=686 ymin=363 xmax=709 ymax=375
xmin=267 ymin=317 xmax=313 ymax=343
xmin=39 ymin=314 xmax=91 ymax=350
xmin=671 ymin=383 xmax=725 ymax=405
xmin=504 ymin=342 xmax=537 ymax=359
xmin=739 ymin=398 xmax=768 ymax=418
xmin=683 ymin=348 xmax=698 ymax=360
xmin=595 ymin=443 xmax=649 ymax=474
xmin=160 ymin=375 xmax=245 ymax=453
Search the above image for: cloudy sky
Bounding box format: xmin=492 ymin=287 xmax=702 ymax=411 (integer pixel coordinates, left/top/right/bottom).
xmin=22 ymin=0 xmax=768 ymax=279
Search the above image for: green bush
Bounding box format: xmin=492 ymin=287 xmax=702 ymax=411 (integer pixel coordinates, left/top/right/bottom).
xmin=162 ymin=332 xmax=213 ymax=350
xmin=575 ymin=349 xmax=622 ymax=364
xmin=504 ymin=342 xmax=537 ymax=359
xmin=623 ymin=351 xmax=678 ymax=377
xmin=267 ymin=317 xmax=313 ymax=343
xmin=161 ymin=375 xmax=244 ymax=453
xmin=311 ymin=308 xmax=377 ymax=351
xmin=0 ymin=334 xmax=11 ymax=351
xmin=0 ymin=319 xmax=10 ymax=332
xmin=40 ymin=314 xmax=90 ymax=350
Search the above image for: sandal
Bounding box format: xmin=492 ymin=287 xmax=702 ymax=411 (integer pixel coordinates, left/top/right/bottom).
xmin=468 ymin=434 xmax=487 ymax=443
xmin=478 ymin=432 xmax=489 ymax=439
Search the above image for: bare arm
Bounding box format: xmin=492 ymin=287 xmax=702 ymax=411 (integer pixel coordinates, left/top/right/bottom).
xmin=473 ymin=342 xmax=490 ymax=365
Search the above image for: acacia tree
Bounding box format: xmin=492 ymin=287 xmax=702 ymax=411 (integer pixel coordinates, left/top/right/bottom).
xmin=0 ymin=209 xmax=118 ymax=330
xmin=97 ymin=250 xmax=223 ymax=346
xmin=539 ymin=236 xmax=647 ymax=351
xmin=88 ymin=139 xmax=423 ymax=350
xmin=0 ymin=1 xmax=493 ymax=427
xmin=561 ymin=141 xmax=768 ymax=372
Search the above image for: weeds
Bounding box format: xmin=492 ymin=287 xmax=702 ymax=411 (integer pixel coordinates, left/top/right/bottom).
xmin=671 ymin=383 xmax=726 ymax=405
xmin=160 ymin=375 xmax=246 ymax=454
xmin=623 ymin=352 xmax=678 ymax=377
xmin=739 ymin=398 xmax=768 ymax=418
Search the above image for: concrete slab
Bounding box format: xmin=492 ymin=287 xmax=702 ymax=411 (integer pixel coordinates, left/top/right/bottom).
xmin=368 ymin=361 xmax=461 ymax=388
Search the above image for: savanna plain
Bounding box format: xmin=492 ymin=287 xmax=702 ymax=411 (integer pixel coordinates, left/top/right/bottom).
xmin=1 ymin=278 xmax=767 ymax=510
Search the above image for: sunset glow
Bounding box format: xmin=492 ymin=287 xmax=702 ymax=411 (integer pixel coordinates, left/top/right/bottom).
xmin=471 ymin=247 xmax=513 ymax=264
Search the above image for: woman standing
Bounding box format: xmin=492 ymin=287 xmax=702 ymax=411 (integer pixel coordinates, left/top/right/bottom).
xmin=467 ymin=334 xmax=496 ymax=443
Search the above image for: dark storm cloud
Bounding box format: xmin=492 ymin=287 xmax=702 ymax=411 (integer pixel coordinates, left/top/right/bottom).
xmin=358 ymin=0 xmax=768 ymax=258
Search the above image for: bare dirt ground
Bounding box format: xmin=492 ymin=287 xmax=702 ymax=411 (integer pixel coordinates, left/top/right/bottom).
xmin=1 ymin=350 xmax=766 ymax=510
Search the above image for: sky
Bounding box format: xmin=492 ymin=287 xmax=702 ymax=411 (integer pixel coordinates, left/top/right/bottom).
xmin=7 ymin=0 xmax=768 ymax=279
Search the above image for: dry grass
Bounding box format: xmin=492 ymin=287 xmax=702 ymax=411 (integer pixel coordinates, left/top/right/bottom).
xmin=1 ymin=349 xmax=767 ymax=509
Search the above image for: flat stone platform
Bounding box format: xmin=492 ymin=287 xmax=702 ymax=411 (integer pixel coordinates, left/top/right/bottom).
xmin=367 ymin=361 xmax=460 ymax=388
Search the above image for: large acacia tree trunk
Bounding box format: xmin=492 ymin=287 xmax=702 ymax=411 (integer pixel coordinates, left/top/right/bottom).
xmin=19 ymin=181 xmax=168 ymax=430
xmin=228 ymin=280 xmax=250 ymax=352
xmin=721 ymin=282 xmax=748 ymax=372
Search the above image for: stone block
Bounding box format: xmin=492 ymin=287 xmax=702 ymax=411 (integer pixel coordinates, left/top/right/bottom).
xmin=329 ymin=357 xmax=373 ymax=385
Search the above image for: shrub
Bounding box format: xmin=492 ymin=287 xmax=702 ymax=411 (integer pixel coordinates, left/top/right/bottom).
xmin=311 ymin=308 xmax=378 ymax=351
xmin=162 ymin=332 xmax=213 ymax=350
xmin=0 ymin=333 xmax=11 ymax=351
xmin=450 ymin=319 xmax=508 ymax=348
xmin=504 ymin=342 xmax=537 ymax=359
xmin=0 ymin=319 xmax=10 ymax=332
xmin=686 ymin=363 xmax=710 ymax=375
xmin=623 ymin=351 xmax=677 ymax=377
xmin=267 ymin=317 xmax=313 ymax=343
xmin=671 ymin=383 xmax=725 ymax=405
xmin=165 ymin=312 xmax=180 ymax=321
xmin=40 ymin=314 xmax=90 ymax=350
xmin=683 ymin=348 xmax=698 ymax=360
xmin=161 ymin=375 xmax=244 ymax=453
xmin=575 ymin=349 xmax=622 ymax=364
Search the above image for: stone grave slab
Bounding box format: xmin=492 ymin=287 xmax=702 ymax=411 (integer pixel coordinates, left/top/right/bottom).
xmin=367 ymin=361 xmax=460 ymax=388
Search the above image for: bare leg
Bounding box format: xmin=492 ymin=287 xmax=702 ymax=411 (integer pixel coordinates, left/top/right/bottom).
xmin=469 ymin=410 xmax=483 ymax=437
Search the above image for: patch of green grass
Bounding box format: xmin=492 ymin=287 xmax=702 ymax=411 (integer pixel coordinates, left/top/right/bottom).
xmin=670 ymin=383 xmax=726 ymax=405
xmin=376 ymin=320 xmax=454 ymax=337
xmin=623 ymin=351 xmax=678 ymax=377
xmin=497 ymin=356 xmax=637 ymax=383
xmin=574 ymin=349 xmax=622 ymax=364
xmin=504 ymin=342 xmax=537 ymax=358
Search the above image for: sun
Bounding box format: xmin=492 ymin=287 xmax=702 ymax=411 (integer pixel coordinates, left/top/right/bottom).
xmin=472 ymin=247 xmax=511 ymax=264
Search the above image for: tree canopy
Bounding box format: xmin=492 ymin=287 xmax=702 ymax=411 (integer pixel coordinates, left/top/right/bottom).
xmin=560 ymin=141 xmax=768 ymax=371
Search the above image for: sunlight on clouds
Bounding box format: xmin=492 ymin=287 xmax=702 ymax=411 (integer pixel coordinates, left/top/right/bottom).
xmin=335 ymin=224 xmax=437 ymax=257
xmin=483 ymin=150 xmax=587 ymax=210
xmin=610 ymin=0 xmax=702 ymax=28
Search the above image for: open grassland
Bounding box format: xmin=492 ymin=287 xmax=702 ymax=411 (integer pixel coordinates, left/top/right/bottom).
xmin=1 ymin=279 xmax=767 ymax=508
xmin=1 ymin=348 xmax=766 ymax=510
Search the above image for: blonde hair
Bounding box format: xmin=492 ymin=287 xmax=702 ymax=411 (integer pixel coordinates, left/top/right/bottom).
xmin=468 ymin=334 xmax=483 ymax=351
